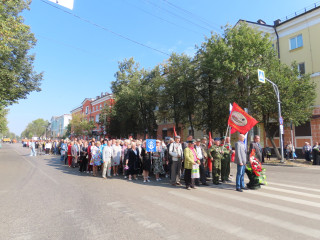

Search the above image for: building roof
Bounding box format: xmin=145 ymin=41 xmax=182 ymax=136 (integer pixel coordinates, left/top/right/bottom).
xmin=237 ymin=3 xmax=320 ymax=27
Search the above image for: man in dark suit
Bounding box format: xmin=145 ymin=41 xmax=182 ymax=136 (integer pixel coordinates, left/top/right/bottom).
xmin=249 ymin=135 xmax=263 ymax=163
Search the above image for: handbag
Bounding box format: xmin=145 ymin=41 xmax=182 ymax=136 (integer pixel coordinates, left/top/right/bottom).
xmin=191 ymin=164 xmax=200 ymax=178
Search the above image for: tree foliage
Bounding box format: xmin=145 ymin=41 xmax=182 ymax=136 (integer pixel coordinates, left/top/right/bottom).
xmin=69 ymin=114 xmax=96 ymax=137
xmin=0 ymin=0 xmax=42 ymax=107
xmin=111 ymin=58 xmax=162 ymax=138
xmin=21 ymin=118 xmax=49 ymax=138
xmin=107 ymin=23 xmax=315 ymax=159
xmin=0 ymin=108 xmax=9 ymax=134
xmin=159 ymin=53 xmax=196 ymax=135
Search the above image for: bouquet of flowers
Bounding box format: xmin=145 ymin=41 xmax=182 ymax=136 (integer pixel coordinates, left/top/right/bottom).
xmin=249 ymin=149 xmax=262 ymax=176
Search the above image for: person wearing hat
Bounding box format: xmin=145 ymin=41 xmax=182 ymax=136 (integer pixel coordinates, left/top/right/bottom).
xmin=183 ymin=139 xmax=199 ymax=190
xmin=195 ymin=139 xmax=208 ymax=186
xmin=169 ymin=135 xmax=183 ymax=186
xmin=208 ymin=137 xmax=223 ymax=185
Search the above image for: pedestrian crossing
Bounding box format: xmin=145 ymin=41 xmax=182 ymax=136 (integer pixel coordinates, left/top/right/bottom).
xmin=139 ymin=181 xmax=320 ymax=240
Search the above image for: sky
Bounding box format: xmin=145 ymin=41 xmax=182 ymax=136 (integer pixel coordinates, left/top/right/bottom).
xmin=7 ymin=0 xmax=319 ymax=135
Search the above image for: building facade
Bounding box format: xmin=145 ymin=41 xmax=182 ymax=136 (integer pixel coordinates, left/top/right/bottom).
xmin=50 ymin=114 xmax=72 ymax=138
xmin=70 ymin=92 xmax=114 ymax=138
xmin=240 ymin=3 xmax=320 ymax=152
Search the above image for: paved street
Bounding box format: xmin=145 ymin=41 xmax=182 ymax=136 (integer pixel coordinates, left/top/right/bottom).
xmin=1 ymin=143 xmax=320 ymax=240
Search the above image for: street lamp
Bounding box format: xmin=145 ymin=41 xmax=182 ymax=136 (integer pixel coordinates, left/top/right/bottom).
xmin=258 ymin=69 xmax=284 ymax=163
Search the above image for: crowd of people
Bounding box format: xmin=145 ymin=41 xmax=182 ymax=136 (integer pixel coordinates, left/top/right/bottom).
xmin=24 ymin=134 xmax=275 ymax=191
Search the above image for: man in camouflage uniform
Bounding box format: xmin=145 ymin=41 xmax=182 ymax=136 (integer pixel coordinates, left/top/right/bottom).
xmin=220 ymin=137 xmax=232 ymax=183
xmin=209 ymin=137 xmax=223 ymax=185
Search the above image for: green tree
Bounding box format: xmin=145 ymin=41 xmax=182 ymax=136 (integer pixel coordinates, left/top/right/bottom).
xmin=159 ymin=53 xmax=196 ymax=136
xmin=195 ymin=23 xmax=316 ymax=158
xmin=0 ymin=0 xmax=42 ymax=107
xmin=0 ymin=108 xmax=9 ymax=135
xmin=111 ymin=58 xmax=161 ymax=138
xmin=21 ymin=118 xmax=49 ymax=138
xmin=69 ymin=114 xmax=96 ymax=137
xmin=63 ymin=123 xmax=71 ymax=138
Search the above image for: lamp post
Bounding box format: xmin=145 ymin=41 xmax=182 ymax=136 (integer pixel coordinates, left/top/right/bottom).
xmin=258 ymin=69 xmax=284 ymax=163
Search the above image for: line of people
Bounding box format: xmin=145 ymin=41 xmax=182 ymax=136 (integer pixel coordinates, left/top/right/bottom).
xmin=26 ymin=134 xmax=269 ymax=191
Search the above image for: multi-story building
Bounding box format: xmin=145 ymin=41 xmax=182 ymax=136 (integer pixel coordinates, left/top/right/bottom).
xmin=239 ymin=3 xmax=320 ymax=152
xmin=70 ymin=92 xmax=114 ymax=138
xmin=50 ymin=114 xmax=72 ymax=138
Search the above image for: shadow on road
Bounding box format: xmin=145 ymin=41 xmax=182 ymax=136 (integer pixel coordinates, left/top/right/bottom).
xmin=43 ymin=156 xmax=239 ymax=190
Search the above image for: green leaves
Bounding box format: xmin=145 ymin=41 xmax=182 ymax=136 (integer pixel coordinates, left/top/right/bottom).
xmin=21 ymin=118 xmax=49 ymax=138
xmin=0 ymin=0 xmax=42 ymax=107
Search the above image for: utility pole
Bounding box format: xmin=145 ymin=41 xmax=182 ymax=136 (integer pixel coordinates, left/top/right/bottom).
xmin=258 ymin=69 xmax=284 ymax=163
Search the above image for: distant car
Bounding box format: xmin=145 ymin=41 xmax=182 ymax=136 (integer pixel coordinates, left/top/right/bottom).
xmin=3 ymin=138 xmax=11 ymax=143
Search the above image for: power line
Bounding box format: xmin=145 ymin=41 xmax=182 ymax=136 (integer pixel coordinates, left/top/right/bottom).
xmin=161 ymin=0 xmax=221 ymax=32
xmin=122 ymin=0 xmax=204 ymax=35
xmin=142 ymin=0 xmax=212 ymax=32
xmin=40 ymin=0 xmax=170 ymax=56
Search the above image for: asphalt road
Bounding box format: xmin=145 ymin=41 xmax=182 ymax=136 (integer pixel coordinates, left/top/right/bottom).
xmin=1 ymin=143 xmax=320 ymax=240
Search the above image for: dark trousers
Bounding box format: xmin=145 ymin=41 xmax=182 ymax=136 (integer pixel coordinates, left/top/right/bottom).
xmin=184 ymin=169 xmax=192 ymax=188
xmin=195 ymin=159 xmax=206 ymax=185
xmin=79 ymin=157 xmax=88 ymax=172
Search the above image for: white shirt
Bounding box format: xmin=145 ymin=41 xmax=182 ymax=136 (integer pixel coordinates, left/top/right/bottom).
xmin=196 ymin=146 xmax=203 ymax=159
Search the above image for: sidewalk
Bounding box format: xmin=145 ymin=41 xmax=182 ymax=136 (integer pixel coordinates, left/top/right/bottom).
xmin=263 ymin=157 xmax=316 ymax=167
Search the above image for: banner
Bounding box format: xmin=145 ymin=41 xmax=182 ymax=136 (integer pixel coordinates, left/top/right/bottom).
xmin=228 ymin=102 xmax=258 ymax=134
xmin=146 ymin=139 xmax=156 ymax=152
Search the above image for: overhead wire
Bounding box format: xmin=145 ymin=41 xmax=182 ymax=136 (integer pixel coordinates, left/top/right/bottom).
xmin=40 ymin=0 xmax=170 ymax=56
xmin=161 ymin=0 xmax=221 ymax=33
xmin=142 ymin=0 xmax=212 ymax=32
xmin=122 ymin=0 xmax=204 ymax=35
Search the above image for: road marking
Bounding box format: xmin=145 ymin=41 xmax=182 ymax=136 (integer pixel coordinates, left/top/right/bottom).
xmin=263 ymin=186 xmax=320 ymax=199
xmin=143 ymin=196 xmax=271 ymax=240
xmin=169 ymin=191 xmax=320 ymax=239
xmin=199 ymin=188 xmax=320 ymax=221
xmin=246 ymin=190 xmax=320 ymax=208
xmin=14 ymin=150 xmax=59 ymax=185
xmin=268 ymin=181 xmax=320 ymax=193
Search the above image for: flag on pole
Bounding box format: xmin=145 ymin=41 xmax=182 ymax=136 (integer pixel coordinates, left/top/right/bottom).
xmin=228 ymin=102 xmax=258 ymax=135
xmin=229 ymin=103 xmax=233 ymax=134
xmin=173 ymin=126 xmax=177 ymax=137
xmin=49 ymin=0 xmax=74 ymax=10
xmin=208 ymin=132 xmax=212 ymax=148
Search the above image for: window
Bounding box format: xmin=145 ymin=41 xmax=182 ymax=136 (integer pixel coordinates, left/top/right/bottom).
xmin=96 ymin=114 xmax=100 ymax=123
xmin=298 ymin=63 xmax=305 ymax=76
xmin=290 ymin=34 xmax=303 ymax=50
xmin=85 ymin=106 xmax=89 ymax=115
xmin=295 ymin=121 xmax=311 ymax=136
xmin=100 ymin=104 xmax=102 ymax=110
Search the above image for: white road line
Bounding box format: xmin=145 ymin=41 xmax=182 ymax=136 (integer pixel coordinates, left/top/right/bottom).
xmin=15 ymin=150 xmax=59 ymax=185
xmin=170 ymin=191 xmax=320 ymax=239
xmin=143 ymin=196 xmax=271 ymax=240
xmin=263 ymin=186 xmax=320 ymax=199
xmin=199 ymin=188 xmax=320 ymax=221
xmin=268 ymin=182 xmax=320 ymax=193
xmin=246 ymin=190 xmax=320 ymax=208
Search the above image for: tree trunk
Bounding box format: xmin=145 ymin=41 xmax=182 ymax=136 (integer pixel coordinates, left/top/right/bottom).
xmin=268 ymin=136 xmax=281 ymax=160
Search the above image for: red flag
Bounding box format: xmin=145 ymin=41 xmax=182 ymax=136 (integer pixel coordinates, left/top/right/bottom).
xmin=228 ymin=102 xmax=258 ymax=134
xmin=173 ymin=126 xmax=177 ymax=137
xmin=208 ymin=132 xmax=212 ymax=148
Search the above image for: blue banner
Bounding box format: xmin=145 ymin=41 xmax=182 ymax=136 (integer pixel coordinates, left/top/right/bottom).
xmin=146 ymin=139 xmax=156 ymax=152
